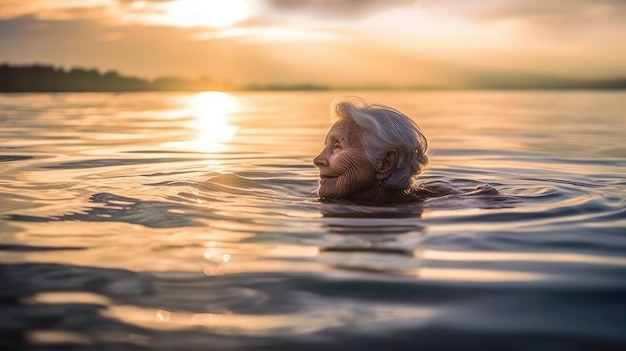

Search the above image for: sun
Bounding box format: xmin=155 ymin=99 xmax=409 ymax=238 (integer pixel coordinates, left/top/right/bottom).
xmin=157 ymin=0 xmax=253 ymax=28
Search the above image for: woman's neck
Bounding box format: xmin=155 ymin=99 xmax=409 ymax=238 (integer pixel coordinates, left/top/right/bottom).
xmin=346 ymin=183 xmax=413 ymax=204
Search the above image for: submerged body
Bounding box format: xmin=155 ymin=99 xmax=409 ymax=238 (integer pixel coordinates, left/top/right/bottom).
xmin=314 ymin=98 xmax=498 ymax=203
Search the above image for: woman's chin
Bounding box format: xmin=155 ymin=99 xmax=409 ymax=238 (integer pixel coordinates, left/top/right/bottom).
xmin=317 ymin=187 xmax=343 ymax=199
xmin=317 ymin=190 xmax=333 ymax=199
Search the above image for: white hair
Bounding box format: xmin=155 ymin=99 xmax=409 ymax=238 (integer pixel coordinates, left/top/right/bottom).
xmin=331 ymin=97 xmax=429 ymax=190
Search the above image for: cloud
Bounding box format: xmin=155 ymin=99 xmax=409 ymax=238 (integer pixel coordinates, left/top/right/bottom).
xmin=0 ymin=0 xmax=172 ymax=22
xmin=6 ymin=0 xmax=626 ymax=25
xmin=423 ymin=0 xmax=626 ymax=23
xmin=264 ymin=0 xmax=418 ymax=18
xmin=116 ymin=0 xmax=171 ymax=3
xmin=1 ymin=0 xmax=625 ymax=85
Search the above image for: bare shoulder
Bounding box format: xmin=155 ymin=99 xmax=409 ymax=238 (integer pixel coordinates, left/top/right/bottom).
xmin=411 ymin=181 xmax=499 ymax=199
xmin=462 ymin=183 xmax=500 ymax=196
xmin=411 ymin=180 xmax=462 ymax=199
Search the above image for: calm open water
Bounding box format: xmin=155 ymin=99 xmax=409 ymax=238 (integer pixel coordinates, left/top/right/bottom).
xmin=1 ymin=91 xmax=625 ymax=350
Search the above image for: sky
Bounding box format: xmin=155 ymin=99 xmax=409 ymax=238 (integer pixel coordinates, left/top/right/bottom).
xmin=1 ymin=0 xmax=626 ymax=88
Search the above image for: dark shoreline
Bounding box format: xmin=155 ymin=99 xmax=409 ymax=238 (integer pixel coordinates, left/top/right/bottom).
xmin=2 ymin=63 xmax=626 ymax=92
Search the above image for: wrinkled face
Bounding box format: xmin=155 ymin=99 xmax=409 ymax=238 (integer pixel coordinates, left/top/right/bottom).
xmin=313 ymin=119 xmax=377 ymax=199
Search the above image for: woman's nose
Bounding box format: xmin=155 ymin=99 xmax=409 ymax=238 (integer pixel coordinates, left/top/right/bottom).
xmin=313 ymin=148 xmax=328 ymax=168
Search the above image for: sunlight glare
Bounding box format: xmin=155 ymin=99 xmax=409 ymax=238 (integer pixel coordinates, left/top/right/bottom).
xmin=160 ymin=0 xmax=252 ymax=28
xmin=166 ymin=91 xmax=238 ymax=153
xmin=193 ymin=26 xmax=341 ymax=42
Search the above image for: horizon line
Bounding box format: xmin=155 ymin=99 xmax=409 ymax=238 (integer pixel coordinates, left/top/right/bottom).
xmin=2 ymin=62 xmax=626 ymax=92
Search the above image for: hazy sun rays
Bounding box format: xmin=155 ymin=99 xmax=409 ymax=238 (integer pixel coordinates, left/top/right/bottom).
xmin=165 ymin=91 xmax=239 ymax=153
xmin=145 ymin=0 xmax=253 ymax=28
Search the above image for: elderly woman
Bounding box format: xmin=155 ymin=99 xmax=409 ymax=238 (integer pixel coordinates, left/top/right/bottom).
xmin=313 ymin=97 xmax=497 ymax=203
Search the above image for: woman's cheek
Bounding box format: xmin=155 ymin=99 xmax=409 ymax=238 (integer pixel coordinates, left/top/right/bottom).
xmin=333 ymin=151 xmax=362 ymax=194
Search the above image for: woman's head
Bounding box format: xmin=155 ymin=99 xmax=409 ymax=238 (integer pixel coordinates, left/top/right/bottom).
xmin=313 ymin=97 xmax=429 ymax=200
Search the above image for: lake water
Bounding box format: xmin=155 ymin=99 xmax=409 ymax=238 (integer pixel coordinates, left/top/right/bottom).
xmin=1 ymin=91 xmax=625 ymax=350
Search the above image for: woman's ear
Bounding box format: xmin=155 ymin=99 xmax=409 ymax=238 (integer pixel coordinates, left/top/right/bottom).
xmin=375 ymin=150 xmax=398 ymax=180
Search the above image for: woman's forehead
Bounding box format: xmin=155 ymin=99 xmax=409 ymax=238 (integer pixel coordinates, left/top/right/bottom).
xmin=326 ymin=119 xmax=362 ymax=145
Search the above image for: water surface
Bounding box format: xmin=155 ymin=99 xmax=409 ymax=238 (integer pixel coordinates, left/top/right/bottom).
xmin=1 ymin=91 xmax=625 ymax=350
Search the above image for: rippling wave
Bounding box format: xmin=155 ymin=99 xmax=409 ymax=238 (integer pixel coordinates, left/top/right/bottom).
xmin=1 ymin=91 xmax=625 ymax=350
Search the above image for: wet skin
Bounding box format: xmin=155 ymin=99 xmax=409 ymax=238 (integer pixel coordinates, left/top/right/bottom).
xmin=313 ymin=119 xmax=377 ymax=200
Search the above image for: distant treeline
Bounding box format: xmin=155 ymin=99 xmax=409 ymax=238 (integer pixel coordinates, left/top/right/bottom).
xmin=1 ymin=63 xmax=626 ymax=92
xmin=0 ymin=63 xmax=228 ymax=92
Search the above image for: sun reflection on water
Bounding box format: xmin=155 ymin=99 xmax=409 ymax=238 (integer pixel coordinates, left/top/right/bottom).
xmin=165 ymin=91 xmax=238 ymax=153
xmin=202 ymin=241 xmax=233 ymax=275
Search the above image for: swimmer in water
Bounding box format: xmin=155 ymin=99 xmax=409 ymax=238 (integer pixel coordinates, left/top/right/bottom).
xmin=313 ymin=97 xmax=498 ymax=203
